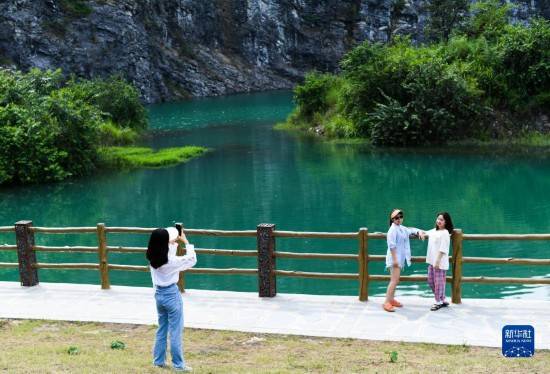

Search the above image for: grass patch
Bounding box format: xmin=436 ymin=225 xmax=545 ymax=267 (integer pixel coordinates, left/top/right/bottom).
xmin=98 ymin=146 xmax=208 ymax=169
xmin=0 ymin=319 xmax=548 ymax=373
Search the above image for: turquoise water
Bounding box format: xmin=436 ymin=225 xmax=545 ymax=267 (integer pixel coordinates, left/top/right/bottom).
xmin=1 ymin=90 xmax=549 ymax=299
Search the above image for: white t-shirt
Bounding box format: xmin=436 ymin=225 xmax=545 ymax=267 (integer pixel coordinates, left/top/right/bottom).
xmin=425 ymin=229 xmax=451 ymax=270
xmin=150 ymin=243 xmax=197 ymax=287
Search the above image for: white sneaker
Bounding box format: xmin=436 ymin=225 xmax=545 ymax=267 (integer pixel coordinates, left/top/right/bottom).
xmin=174 ymin=366 xmax=192 ymax=372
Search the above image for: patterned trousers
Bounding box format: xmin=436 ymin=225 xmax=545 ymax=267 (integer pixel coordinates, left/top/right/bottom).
xmin=427 ymin=264 xmax=447 ymax=302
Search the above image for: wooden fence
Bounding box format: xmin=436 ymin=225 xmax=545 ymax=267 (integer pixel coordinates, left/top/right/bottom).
xmin=1 ymin=221 xmax=550 ymax=303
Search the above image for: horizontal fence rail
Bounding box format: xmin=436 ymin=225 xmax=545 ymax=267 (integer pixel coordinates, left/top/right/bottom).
xmin=33 ymin=263 xmax=99 ymax=270
xmin=273 ymin=230 xmax=358 ymax=238
xmin=0 ymin=262 xmax=19 ymax=268
xmin=275 ymin=251 xmax=357 ymax=260
xmin=275 ymin=270 xmax=358 ymax=280
xmin=463 ymin=234 xmax=550 ymax=240
xmin=1 ymin=220 xmax=549 ymax=303
xmin=32 ymin=227 xmax=97 ymax=233
xmin=33 ymin=245 xmax=98 ymax=253
xmin=0 ymin=245 xmax=17 ymax=251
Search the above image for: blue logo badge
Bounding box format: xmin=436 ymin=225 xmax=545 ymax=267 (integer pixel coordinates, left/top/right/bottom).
xmin=502 ymin=325 xmax=534 ymax=357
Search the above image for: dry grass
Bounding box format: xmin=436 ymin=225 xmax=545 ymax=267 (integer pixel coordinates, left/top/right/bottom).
xmin=0 ymin=319 xmax=548 ymax=373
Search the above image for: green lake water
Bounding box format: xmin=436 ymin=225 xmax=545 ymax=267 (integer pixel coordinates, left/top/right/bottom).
xmin=1 ymin=90 xmax=549 ymax=299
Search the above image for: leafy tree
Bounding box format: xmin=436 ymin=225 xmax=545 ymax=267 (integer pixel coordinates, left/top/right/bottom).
xmin=67 ymin=76 xmax=147 ymax=131
xmin=293 ymin=72 xmax=335 ymax=119
xmin=0 ymin=68 xmax=148 ymax=185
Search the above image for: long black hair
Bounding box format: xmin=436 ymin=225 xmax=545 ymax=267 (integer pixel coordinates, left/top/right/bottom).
xmin=146 ymin=228 xmax=169 ymax=269
xmin=436 ymin=212 xmax=454 ymax=234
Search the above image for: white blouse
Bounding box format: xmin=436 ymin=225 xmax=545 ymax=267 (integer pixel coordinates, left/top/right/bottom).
xmin=150 ymin=243 xmax=197 ymax=287
xmin=386 ymin=223 xmax=420 ymax=269
xmin=425 ymin=229 xmax=451 ymax=270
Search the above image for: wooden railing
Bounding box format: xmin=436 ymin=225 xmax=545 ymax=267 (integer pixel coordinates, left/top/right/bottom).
xmin=1 ymin=221 xmax=550 ymax=303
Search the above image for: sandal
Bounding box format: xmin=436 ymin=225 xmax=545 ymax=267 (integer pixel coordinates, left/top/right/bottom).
xmin=430 ymin=303 xmax=443 ymax=311
xmin=383 ymin=302 xmax=396 ymax=312
xmin=441 ymin=302 xmax=449 ymax=308
xmin=390 ymin=299 xmax=403 ymax=308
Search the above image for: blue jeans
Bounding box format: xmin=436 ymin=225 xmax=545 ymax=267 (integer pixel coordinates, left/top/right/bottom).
xmin=153 ymin=284 xmax=185 ymax=369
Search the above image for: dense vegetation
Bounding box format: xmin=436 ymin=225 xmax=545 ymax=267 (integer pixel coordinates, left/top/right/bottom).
xmin=0 ymin=68 xmax=204 ymax=185
xmin=283 ymin=1 xmax=550 ymax=146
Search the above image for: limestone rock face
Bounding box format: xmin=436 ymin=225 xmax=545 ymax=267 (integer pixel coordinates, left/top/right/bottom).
xmin=0 ymin=0 xmax=545 ymax=103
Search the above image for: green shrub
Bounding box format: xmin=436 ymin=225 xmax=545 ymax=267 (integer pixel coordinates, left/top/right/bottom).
xmin=67 ymin=346 xmax=80 ymax=355
xmin=283 ymin=1 xmax=549 ymax=146
xmin=110 ymin=340 xmax=126 ymax=350
xmin=0 ymin=69 xmax=102 ymax=184
xmin=368 ymin=95 xmax=416 ymax=146
xmin=340 ymin=38 xmax=435 ymax=124
xmin=0 ymin=68 xmax=149 ymax=185
xmin=324 ymin=114 xmax=358 ymax=138
xmin=494 ymin=19 xmax=550 ymax=111
xmin=294 ymin=72 xmax=336 ymax=119
xmin=67 ymin=76 xmax=148 ymax=131
xmin=98 ymin=121 xmax=139 ymax=146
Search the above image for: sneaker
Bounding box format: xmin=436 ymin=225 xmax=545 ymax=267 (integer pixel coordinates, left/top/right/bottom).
xmin=383 ymin=302 xmax=396 ymax=312
xmin=174 ymin=366 xmax=193 ymax=372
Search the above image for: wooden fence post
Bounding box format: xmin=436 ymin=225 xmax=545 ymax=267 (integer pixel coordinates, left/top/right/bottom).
xmin=257 ymin=223 xmax=276 ymax=297
xmin=175 ymin=223 xmax=185 ymax=293
xmin=96 ymin=223 xmax=110 ymax=289
xmin=451 ymin=229 xmax=463 ymax=304
xmin=15 ymin=220 xmax=39 ymax=287
xmin=358 ymin=228 xmax=369 ymax=301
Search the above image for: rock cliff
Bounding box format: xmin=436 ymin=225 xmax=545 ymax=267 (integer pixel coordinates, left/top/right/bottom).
xmin=0 ymin=0 xmax=546 ymax=103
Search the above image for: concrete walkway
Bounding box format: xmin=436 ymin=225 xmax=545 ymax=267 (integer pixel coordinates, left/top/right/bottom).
xmin=1 ymin=281 xmax=548 ymax=349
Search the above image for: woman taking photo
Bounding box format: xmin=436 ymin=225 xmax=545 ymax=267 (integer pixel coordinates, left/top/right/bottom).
xmin=384 ymin=209 xmax=424 ymax=312
xmin=146 ymin=226 xmax=197 ymax=372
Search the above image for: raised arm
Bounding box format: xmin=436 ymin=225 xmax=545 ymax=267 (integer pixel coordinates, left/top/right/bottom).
xmin=172 ymin=243 xmax=197 ymax=271
xmin=174 ymin=229 xmax=197 ymax=270
xmin=405 ymin=226 xmax=423 ymax=237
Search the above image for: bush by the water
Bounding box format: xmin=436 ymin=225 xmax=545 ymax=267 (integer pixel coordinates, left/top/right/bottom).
xmin=0 ymin=68 xmax=148 ymax=185
xmin=285 ymin=1 xmax=550 ymax=146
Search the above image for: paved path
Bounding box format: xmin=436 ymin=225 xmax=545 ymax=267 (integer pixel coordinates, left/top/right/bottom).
xmin=1 ymin=282 xmax=548 ymax=349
